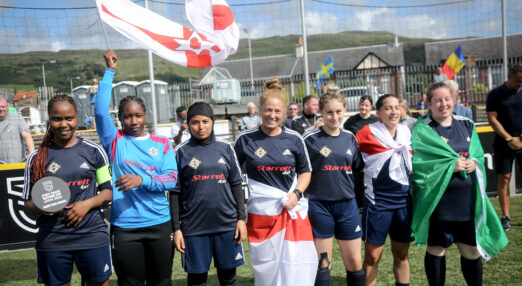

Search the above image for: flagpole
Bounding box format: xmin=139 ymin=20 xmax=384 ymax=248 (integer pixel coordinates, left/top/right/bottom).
xmin=299 ymin=0 xmax=310 ymax=96
xmin=144 ymin=0 xmax=158 ymax=135
xmin=501 ymin=0 xmax=508 ymax=81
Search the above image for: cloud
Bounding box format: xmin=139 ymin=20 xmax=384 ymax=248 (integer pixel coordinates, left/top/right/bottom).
xmin=50 ymin=41 xmax=67 ymax=52
xmin=306 ymin=11 xmax=339 ymax=35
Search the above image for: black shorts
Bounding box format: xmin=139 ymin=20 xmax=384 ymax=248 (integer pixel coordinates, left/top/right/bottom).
xmin=493 ymin=139 xmax=522 ymax=174
xmin=427 ymin=217 xmax=476 ymax=248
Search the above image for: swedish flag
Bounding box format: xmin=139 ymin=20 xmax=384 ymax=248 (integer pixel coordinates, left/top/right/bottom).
xmin=316 ymin=56 xmax=335 ymax=90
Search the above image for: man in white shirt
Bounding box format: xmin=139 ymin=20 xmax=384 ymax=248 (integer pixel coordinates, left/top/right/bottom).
xmin=171 ymin=106 xmax=190 ymax=145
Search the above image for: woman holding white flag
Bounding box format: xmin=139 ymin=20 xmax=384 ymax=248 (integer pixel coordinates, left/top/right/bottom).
xmin=233 ymin=79 xmax=317 ymax=286
xmin=303 ymin=84 xmax=366 ymax=286
xmin=355 ymin=94 xmax=413 ymax=286
xmin=411 ymin=82 xmax=508 ymax=286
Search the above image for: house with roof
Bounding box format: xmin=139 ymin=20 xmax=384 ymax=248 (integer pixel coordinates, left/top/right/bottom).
xmin=13 ymin=90 xmax=37 ymax=107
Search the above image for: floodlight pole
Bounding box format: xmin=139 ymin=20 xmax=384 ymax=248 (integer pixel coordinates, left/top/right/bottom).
xmin=145 ymin=0 xmax=158 ymax=135
xmin=501 ymin=0 xmax=508 ymax=81
xmin=299 ymin=0 xmax=310 ymax=96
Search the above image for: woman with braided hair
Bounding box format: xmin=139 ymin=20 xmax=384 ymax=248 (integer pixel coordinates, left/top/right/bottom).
xmin=95 ymin=50 xmax=178 ymax=285
xmin=22 ymin=94 xmax=113 ymax=286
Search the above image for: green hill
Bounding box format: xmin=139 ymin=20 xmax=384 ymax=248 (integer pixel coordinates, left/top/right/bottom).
xmin=0 ymin=31 xmax=433 ymax=93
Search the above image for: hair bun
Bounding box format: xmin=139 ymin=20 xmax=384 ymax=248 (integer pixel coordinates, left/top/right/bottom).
xmin=325 ymin=83 xmax=339 ymax=95
xmin=265 ymin=78 xmax=282 ymax=90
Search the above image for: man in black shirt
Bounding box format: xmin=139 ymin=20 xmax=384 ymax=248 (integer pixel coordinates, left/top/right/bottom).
xmin=292 ymin=96 xmax=323 ymax=134
xmin=486 ymin=63 xmax=522 ymax=231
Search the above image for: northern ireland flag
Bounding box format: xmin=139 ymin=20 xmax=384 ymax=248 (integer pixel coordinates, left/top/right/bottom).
xmin=356 ymin=121 xmax=412 ymax=201
xmin=96 ymin=0 xmax=239 ymax=68
xmin=247 ymin=178 xmax=318 ymax=286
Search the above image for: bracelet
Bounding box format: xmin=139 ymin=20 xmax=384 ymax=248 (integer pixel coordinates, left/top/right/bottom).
xmin=293 ymin=189 xmax=303 ymax=200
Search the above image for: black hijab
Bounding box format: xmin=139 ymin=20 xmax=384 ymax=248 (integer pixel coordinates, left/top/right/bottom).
xmin=187 ymin=102 xmax=215 ymax=145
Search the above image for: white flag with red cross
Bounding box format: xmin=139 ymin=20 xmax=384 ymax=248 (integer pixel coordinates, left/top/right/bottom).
xmin=96 ymin=0 xmax=239 ymax=68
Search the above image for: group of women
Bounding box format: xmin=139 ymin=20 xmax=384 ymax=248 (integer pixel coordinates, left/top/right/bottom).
xmin=20 ymin=49 xmax=507 ymax=286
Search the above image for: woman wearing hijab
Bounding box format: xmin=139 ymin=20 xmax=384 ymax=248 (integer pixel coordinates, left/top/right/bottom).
xmin=172 ymin=102 xmax=246 ymax=286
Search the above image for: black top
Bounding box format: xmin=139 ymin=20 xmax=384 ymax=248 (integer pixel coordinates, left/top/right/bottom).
xmin=303 ymin=128 xmax=364 ymax=201
xmin=343 ymin=114 xmax=379 ymax=135
xmin=292 ymin=114 xmax=321 ymax=134
xmin=486 ymin=83 xmax=522 ymax=142
xmin=428 ymin=115 xmax=475 ymax=221
xmin=174 ymin=138 xmax=243 ymax=236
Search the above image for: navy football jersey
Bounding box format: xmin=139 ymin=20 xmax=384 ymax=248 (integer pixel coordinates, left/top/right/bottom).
xmin=234 ymin=127 xmax=312 ymax=192
xmin=428 ymin=115 xmax=475 ymax=221
xmin=22 ymin=138 xmax=112 ymax=251
xmin=304 ymin=128 xmax=364 ymax=201
xmin=174 ymin=138 xmax=243 ymax=236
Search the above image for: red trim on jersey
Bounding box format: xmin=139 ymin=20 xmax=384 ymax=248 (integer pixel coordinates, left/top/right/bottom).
xmin=150 ymin=135 xmax=171 ymax=154
xmin=110 ymin=130 xmax=125 ymax=163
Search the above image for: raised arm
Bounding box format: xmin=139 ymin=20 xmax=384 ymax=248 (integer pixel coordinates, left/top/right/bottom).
xmin=95 ymin=50 xmax=118 ymax=150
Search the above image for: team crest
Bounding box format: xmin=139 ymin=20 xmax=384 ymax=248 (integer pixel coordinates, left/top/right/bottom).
xmin=189 ymin=158 xmax=201 ymax=169
xmin=47 ymin=161 xmax=61 ymax=174
xmin=320 ymin=146 xmax=332 ymax=157
xmin=255 ymin=147 xmax=266 ymax=158
xmin=43 ymin=181 xmax=54 ymax=192
xmin=440 ymin=136 xmax=449 ymax=143
xmin=147 ymin=147 xmax=159 ymax=157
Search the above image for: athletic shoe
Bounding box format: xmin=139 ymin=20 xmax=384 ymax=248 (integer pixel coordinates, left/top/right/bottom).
xmin=501 ymin=216 xmax=511 ymax=231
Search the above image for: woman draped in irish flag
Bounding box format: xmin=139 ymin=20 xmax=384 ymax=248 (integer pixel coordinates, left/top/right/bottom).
xmin=355 ymin=94 xmax=413 ymax=286
xmin=234 ymin=79 xmax=317 ymax=286
xmin=411 ymin=82 xmax=508 ymax=286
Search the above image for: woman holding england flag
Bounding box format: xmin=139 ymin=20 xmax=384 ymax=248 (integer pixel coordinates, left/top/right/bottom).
xmin=355 ymin=94 xmax=413 ymax=286
xmin=234 ymin=79 xmax=317 ymax=286
xmin=411 ymin=82 xmax=508 ymax=286
xmin=303 ymin=84 xmax=366 ymax=286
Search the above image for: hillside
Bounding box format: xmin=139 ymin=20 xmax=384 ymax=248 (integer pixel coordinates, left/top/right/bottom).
xmin=0 ymin=31 xmax=434 ymax=93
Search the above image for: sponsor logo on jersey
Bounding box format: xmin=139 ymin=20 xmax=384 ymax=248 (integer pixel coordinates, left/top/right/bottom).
xmin=218 ymin=179 xmax=226 ymax=184
xmin=80 ymin=185 xmax=88 ymax=190
xmin=322 ymin=165 xmax=352 ymax=171
xmin=47 ymin=161 xmax=61 ymax=174
xmin=67 ymin=178 xmax=90 ymax=187
xmin=192 ymin=174 xmax=226 ymax=181
xmin=346 ymin=149 xmax=352 ymax=156
xmin=255 ymin=147 xmax=266 ymax=158
xmin=124 ymin=159 xmax=157 ymax=171
xmin=189 ymin=158 xmax=201 ymax=169
xmin=218 ymin=158 xmax=226 ymax=164
xmin=320 ymin=146 xmax=332 ymax=157
xmin=147 ymin=147 xmax=159 ymax=157
xmin=80 ymin=162 xmax=90 ymax=169
xmin=282 ymin=149 xmax=292 ymax=156
xmin=235 ymin=252 xmax=243 ymax=260
xmin=257 ymin=165 xmax=292 ymax=173
xmin=355 ymin=225 xmax=361 ymax=232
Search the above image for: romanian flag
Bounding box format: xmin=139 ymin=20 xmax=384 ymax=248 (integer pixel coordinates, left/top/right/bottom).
xmin=441 ymin=45 xmax=465 ymax=80
xmin=316 ymin=56 xmax=335 ymax=90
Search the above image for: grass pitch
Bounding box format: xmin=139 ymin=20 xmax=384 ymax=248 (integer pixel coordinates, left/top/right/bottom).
xmin=1 ymin=196 xmax=521 ymax=285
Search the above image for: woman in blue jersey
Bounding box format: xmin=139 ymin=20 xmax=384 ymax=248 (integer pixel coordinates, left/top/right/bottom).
xmin=303 ymin=84 xmax=365 ymax=286
xmin=234 ymin=79 xmax=316 ymax=286
xmin=355 ymin=94 xmax=413 ymax=286
xmin=411 ymin=82 xmax=495 ymax=286
xmin=22 ymin=94 xmax=113 ymax=286
xmin=95 ymin=50 xmax=178 ymax=285
xmin=171 ymin=102 xmax=246 ymax=286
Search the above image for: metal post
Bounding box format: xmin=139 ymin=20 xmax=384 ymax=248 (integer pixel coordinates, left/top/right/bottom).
xmin=501 ymin=0 xmax=508 ymax=81
xmin=42 ymin=63 xmax=47 ymax=101
xmin=145 ymin=0 xmax=158 ymax=135
xmin=70 ymin=78 xmax=73 ymax=96
xmin=299 ymin=0 xmax=310 ymax=96
xmin=248 ymin=37 xmax=254 ymax=90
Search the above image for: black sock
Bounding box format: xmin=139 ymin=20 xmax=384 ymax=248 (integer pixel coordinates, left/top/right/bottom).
xmin=315 ymin=268 xmax=330 ymax=286
xmin=346 ymin=269 xmax=365 ymax=286
xmin=188 ymin=272 xmax=208 ymax=286
xmin=424 ymin=252 xmax=446 ymax=286
xmin=460 ymin=256 xmax=482 ymax=286
xmin=217 ymin=268 xmax=237 ymax=286
xmin=396 ymin=283 xmax=409 ymax=286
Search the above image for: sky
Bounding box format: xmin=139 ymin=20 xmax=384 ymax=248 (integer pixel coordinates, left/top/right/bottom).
xmin=1 ymin=0 xmax=521 ymax=53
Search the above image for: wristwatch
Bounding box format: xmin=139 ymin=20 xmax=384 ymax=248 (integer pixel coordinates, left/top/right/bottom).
xmin=293 ymin=189 xmax=304 ymax=200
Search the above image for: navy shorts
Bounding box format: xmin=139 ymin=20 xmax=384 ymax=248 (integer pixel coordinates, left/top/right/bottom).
xmin=428 ymin=217 xmax=476 ymax=248
xmin=36 ymin=246 xmax=112 ymax=285
xmin=308 ymin=199 xmax=363 ymax=240
xmin=362 ymin=201 xmax=413 ymax=246
xmin=493 ymin=140 xmax=522 ymax=174
xmin=184 ymin=230 xmax=245 ymax=274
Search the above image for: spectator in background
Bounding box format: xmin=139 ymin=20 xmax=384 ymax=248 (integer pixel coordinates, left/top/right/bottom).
xmin=445 ymin=80 xmax=473 ymax=120
xmin=284 ymin=103 xmax=299 ymax=129
xmin=86 ymin=78 xmax=98 ymax=129
xmin=343 ymin=95 xmax=378 ymax=135
xmin=399 ymin=99 xmax=416 ymax=132
xmin=0 ymin=97 xmax=35 ymax=163
xmin=434 ymin=67 xmax=448 ymax=83
xmin=171 ymin=106 xmax=190 ymax=145
xmin=416 ymin=93 xmax=428 ymax=116
xmin=239 ymin=101 xmax=261 ymax=131
xmin=292 ymin=96 xmax=323 ymax=134
xmin=486 ymin=63 xmax=522 ymax=231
